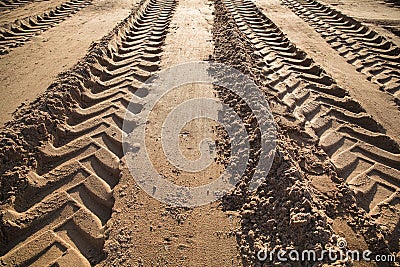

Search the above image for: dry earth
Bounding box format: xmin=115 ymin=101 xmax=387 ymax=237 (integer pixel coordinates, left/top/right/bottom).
xmin=0 ymin=0 xmax=399 ymax=266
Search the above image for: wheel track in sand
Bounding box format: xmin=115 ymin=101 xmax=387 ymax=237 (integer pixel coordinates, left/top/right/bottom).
xmin=0 ymin=0 xmax=176 ymax=265
xmin=0 ymin=0 xmax=92 ymax=55
xmin=281 ymin=0 xmax=400 ymax=104
xmin=0 ymin=0 xmax=47 ymax=12
xmin=381 ymin=0 xmax=400 ymax=9
xmin=222 ymin=0 xmax=400 ymax=246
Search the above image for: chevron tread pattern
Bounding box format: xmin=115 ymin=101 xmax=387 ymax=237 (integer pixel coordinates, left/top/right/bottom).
xmin=221 ymin=0 xmax=400 ymax=235
xmin=0 ymin=0 xmax=176 ymax=265
xmin=0 ymin=0 xmax=92 ymax=55
xmin=281 ymin=0 xmax=400 ymax=104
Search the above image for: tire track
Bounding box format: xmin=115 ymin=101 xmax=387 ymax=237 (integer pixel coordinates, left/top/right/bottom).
xmin=219 ymin=0 xmax=400 ymax=250
xmin=0 ymin=0 xmax=46 ymax=12
xmin=384 ymin=26 xmax=400 ymax=38
xmin=0 ymin=0 xmax=92 ymax=55
xmin=382 ymin=0 xmax=400 ymax=9
xmin=0 ymin=0 xmax=176 ymax=265
xmin=281 ymin=0 xmax=400 ymax=104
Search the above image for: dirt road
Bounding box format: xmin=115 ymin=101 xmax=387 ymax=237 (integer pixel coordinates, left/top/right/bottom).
xmin=0 ymin=0 xmax=399 ymax=266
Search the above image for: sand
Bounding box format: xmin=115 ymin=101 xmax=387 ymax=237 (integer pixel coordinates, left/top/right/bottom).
xmin=0 ymin=0 xmax=399 ymax=265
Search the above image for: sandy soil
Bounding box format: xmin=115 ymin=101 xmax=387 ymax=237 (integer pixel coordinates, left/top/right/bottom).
xmin=103 ymin=0 xmax=242 ymax=265
xmin=255 ymin=0 xmax=400 ymax=144
xmin=0 ymin=0 xmax=136 ymax=127
xmin=0 ymin=0 xmax=399 ymax=265
xmin=0 ymin=0 xmax=68 ymax=25
xmin=319 ymin=0 xmax=400 ymax=54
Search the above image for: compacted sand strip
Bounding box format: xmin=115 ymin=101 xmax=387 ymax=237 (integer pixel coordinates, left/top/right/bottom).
xmin=0 ymin=0 xmax=136 ymax=127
